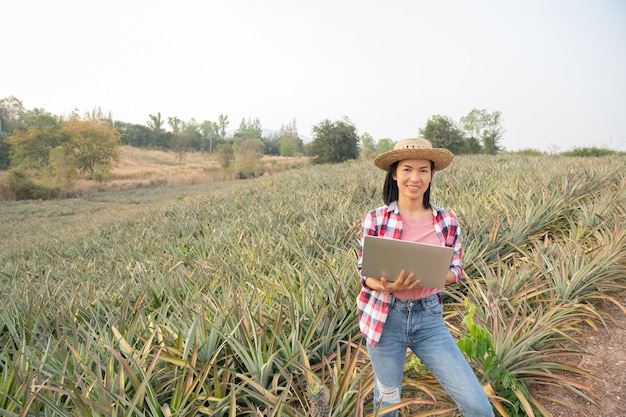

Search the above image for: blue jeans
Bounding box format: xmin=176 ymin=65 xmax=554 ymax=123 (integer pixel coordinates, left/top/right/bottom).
xmin=366 ymin=294 xmax=494 ymax=417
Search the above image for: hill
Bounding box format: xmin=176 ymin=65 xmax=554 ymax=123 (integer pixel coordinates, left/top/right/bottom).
xmin=0 ymin=145 xmax=309 ymax=201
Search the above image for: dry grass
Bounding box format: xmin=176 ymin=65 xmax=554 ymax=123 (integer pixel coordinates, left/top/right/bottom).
xmin=112 ymin=146 xmax=218 ymax=181
xmin=112 ymin=146 xmax=307 ymax=185
xmin=0 ymin=146 xmax=310 ymax=199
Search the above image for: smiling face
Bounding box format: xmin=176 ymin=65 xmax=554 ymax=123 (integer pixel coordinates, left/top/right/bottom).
xmin=392 ymin=158 xmax=433 ymax=204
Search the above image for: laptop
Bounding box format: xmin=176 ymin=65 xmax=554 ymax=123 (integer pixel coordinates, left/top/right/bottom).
xmin=361 ymin=235 xmax=454 ymax=289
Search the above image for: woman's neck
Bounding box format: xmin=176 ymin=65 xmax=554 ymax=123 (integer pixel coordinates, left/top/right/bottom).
xmin=397 ymin=199 xmax=431 ymax=220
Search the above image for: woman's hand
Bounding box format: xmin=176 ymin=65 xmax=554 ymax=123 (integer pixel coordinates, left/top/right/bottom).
xmin=379 ymin=270 xmax=420 ymax=293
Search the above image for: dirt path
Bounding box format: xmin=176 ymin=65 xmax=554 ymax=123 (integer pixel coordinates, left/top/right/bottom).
xmin=533 ymin=299 xmax=626 ymax=417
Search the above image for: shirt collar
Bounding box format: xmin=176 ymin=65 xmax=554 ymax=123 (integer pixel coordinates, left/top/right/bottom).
xmin=386 ymin=201 xmax=399 ymax=213
xmin=387 ymin=200 xmax=439 ymax=216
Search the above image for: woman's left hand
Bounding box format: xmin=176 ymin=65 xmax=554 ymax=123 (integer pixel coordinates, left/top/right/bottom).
xmin=380 ymin=270 xmax=421 ymax=293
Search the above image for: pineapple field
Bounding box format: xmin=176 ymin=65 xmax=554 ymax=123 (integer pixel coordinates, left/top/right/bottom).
xmin=0 ymin=154 xmax=625 ymax=416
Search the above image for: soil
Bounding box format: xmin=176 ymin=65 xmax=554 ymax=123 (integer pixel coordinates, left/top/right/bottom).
xmin=532 ymin=298 xmax=626 ymax=417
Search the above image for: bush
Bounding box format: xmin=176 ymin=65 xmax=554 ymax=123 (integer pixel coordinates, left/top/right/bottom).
xmin=8 ymin=169 xmax=59 ymax=200
xmin=561 ymin=147 xmax=617 ymax=157
xmin=514 ymin=148 xmax=544 ymax=156
xmin=0 ymin=135 xmax=10 ymax=170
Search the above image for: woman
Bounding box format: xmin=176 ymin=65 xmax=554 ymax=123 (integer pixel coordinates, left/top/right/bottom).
xmin=357 ymin=138 xmax=493 ymax=417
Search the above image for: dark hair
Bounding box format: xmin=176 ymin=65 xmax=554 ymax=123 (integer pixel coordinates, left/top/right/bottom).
xmin=382 ymin=160 xmax=434 ymax=208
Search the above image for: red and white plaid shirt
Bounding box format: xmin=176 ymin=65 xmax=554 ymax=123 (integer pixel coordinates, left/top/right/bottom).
xmin=356 ymin=201 xmax=463 ymax=346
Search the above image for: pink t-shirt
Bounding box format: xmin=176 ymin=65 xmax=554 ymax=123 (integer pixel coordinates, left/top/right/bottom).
xmin=392 ymin=216 xmax=443 ymax=300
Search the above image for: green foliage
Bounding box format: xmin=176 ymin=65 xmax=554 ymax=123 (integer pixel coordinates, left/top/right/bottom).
xmin=278 ymin=135 xmax=303 ymax=157
xmin=147 ymin=112 xmax=165 ymax=132
xmin=199 ymin=119 xmax=221 ymax=152
xmin=218 ymin=114 xmax=229 ymax=138
xmin=116 ymin=121 xmax=159 ymax=147
xmin=278 ymin=138 xmax=296 ymax=157
xmin=216 ymin=143 xmax=235 ymax=168
xmin=463 ymin=136 xmax=483 ymax=154
xmin=309 ymin=118 xmax=359 ymax=164
xmin=0 ymin=96 xmax=28 ymax=132
xmin=7 ymin=119 xmax=65 ymax=168
xmin=460 ymin=109 xmax=504 ymax=154
xmin=236 ymin=156 xmax=265 ymax=179
xmin=375 ymin=138 xmax=394 ymax=155
xmin=49 ymin=145 xmax=78 ymax=186
xmin=60 ymin=119 xmax=121 ymax=179
xmin=238 ymin=137 xmax=264 ymax=160
xmin=420 ymin=114 xmax=466 ymax=154
xmin=0 ymin=134 xmax=10 ymax=169
xmin=359 ymin=132 xmax=375 ymax=157
xmin=7 ymin=169 xmax=58 ymax=200
xmin=514 ymin=148 xmax=544 ymax=156
xmin=234 ymin=116 xmax=262 ymax=140
xmin=5 ymin=117 xmax=120 ymax=187
xmin=457 ymin=300 xmax=492 ymax=359
xmin=457 ymin=300 xmax=528 ymax=416
xmin=560 ymin=147 xmax=619 ymax=157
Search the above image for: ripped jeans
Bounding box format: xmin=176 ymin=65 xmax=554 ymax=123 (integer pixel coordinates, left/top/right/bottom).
xmin=366 ymin=294 xmax=494 ymax=417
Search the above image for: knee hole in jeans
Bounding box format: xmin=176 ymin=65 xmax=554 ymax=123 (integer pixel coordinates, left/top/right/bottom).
xmin=376 ymin=379 xmax=401 ymax=404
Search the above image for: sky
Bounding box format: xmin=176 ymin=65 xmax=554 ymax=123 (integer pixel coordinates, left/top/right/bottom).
xmin=2 ymin=0 xmax=625 ymax=152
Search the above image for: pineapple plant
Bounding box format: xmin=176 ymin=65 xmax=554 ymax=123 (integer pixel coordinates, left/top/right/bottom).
xmin=307 ymin=384 xmax=331 ymax=417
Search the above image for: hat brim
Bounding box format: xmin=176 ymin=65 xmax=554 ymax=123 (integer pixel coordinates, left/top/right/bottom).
xmin=374 ymin=148 xmax=454 ymax=171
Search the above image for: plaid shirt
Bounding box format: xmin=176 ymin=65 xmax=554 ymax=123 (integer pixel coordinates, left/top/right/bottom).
xmin=356 ymin=201 xmax=463 ymax=346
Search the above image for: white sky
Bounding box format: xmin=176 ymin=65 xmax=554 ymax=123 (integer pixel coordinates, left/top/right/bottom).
xmin=2 ymin=0 xmax=625 ymax=151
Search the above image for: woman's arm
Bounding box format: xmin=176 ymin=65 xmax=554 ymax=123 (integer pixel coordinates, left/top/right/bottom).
xmin=444 ymin=270 xmax=457 ymax=286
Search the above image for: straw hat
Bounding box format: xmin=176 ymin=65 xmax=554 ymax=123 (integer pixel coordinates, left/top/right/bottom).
xmin=374 ymin=137 xmax=454 ymax=171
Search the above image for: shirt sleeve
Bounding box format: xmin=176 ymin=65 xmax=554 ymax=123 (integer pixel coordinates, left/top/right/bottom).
xmin=448 ymin=215 xmax=463 ymax=284
xmin=358 ymin=210 xmax=378 ymax=288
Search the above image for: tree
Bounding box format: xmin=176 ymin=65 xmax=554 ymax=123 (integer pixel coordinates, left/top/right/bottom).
xmin=420 ymin=115 xmax=465 ymax=155
xmin=147 ymin=113 xmax=165 ymax=132
xmin=145 ymin=113 xmax=170 ymax=148
xmin=360 ymin=132 xmax=376 ymax=159
xmin=85 ymin=106 xmax=113 ymax=126
xmin=60 ymin=120 xmax=121 ymax=180
xmin=115 ymin=122 xmax=153 ymax=147
xmin=238 ymin=138 xmax=264 ymax=160
xmin=279 ymin=119 xmax=298 ymax=138
xmin=0 ymin=109 xmax=57 ymax=169
xmin=0 ymin=136 xmax=10 ymax=170
xmin=200 ymin=120 xmax=219 ymax=152
xmin=278 ymin=135 xmax=302 ymax=157
xmin=234 ymin=117 xmax=262 ymax=140
xmin=277 ymin=119 xmax=302 ymax=157
xmin=7 ymin=116 xmax=64 ymax=167
xmin=170 ymin=120 xmax=199 ymax=163
xmin=262 ymin=133 xmax=281 ymax=156
xmin=27 ymin=109 xmax=59 ymax=129
xmin=463 ymin=136 xmax=483 ymax=154
xmin=217 ymin=114 xmax=229 ymax=138
xmin=460 ymin=109 xmax=504 ymax=154
xmin=216 ymin=143 xmax=234 ymax=169
xmin=376 ymin=138 xmax=394 ymax=155
xmin=0 ymin=96 xmax=29 ymax=133
xmin=167 ymin=116 xmax=181 ymax=133
xmin=49 ymin=145 xmax=77 ymax=186
xmin=309 ymin=118 xmax=359 ymax=164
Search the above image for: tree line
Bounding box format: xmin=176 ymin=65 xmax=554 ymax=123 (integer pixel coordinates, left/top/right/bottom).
xmin=0 ymin=95 xmax=508 ymax=181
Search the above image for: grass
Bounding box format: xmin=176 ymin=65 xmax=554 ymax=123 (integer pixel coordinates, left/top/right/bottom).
xmin=0 ymin=146 xmax=307 ymax=254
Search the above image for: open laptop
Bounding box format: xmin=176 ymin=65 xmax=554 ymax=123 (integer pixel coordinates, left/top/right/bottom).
xmin=361 ymin=236 xmax=454 ymax=289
